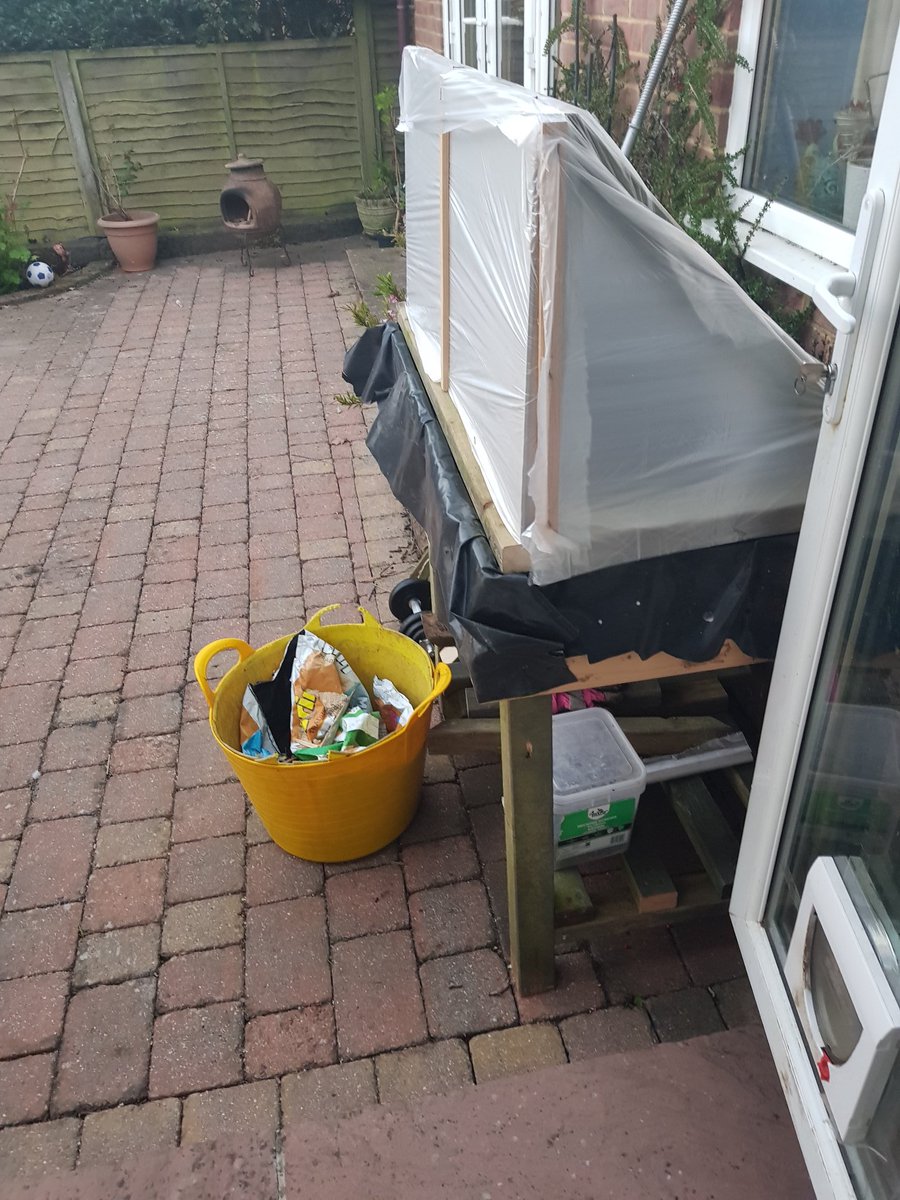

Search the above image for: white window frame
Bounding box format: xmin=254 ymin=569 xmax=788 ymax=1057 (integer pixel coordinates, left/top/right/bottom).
xmin=725 ymin=0 xmax=900 ymax=296
xmin=443 ymin=0 xmax=554 ymax=94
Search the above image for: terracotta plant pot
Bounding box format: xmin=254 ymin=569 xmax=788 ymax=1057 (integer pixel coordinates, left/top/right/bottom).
xmin=355 ymin=196 xmax=397 ymax=239
xmin=97 ymin=210 xmax=160 ymax=273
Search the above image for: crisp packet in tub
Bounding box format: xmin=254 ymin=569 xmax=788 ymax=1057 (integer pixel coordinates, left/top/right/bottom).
xmin=372 ymin=676 xmax=414 ymax=734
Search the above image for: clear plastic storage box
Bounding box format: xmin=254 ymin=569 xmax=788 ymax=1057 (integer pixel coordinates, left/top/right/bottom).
xmin=552 ymin=707 xmax=647 ymax=864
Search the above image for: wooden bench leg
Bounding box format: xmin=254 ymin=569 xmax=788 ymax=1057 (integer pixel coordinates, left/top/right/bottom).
xmin=501 ymin=694 xmax=556 ymax=996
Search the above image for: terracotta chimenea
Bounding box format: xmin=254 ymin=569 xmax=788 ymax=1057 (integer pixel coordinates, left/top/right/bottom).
xmin=220 ymin=156 xmax=282 ymax=233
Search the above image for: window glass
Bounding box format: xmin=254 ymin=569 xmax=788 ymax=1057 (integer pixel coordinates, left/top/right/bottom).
xmin=500 ymin=0 xmax=525 ymax=84
xmin=463 ymin=0 xmax=479 ymax=68
xmin=745 ymin=0 xmax=900 ymax=229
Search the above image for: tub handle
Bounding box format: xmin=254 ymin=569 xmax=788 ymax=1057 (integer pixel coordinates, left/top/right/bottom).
xmin=304 ymin=605 xmax=380 ymax=636
xmin=194 ymin=638 xmax=254 ymax=709
xmin=416 ymin=662 xmax=453 ymax=715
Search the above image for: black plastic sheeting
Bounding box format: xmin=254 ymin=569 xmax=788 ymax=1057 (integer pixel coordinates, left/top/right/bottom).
xmin=344 ymin=323 xmax=799 ymax=703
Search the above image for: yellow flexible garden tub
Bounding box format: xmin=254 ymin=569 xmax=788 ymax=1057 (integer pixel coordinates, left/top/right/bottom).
xmin=194 ymin=606 xmax=451 ymax=862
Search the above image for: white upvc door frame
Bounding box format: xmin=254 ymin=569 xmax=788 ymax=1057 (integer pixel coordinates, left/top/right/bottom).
xmin=729 ymin=49 xmax=900 ymax=1197
xmin=725 ymin=0 xmax=900 ymax=294
xmin=443 ymin=0 xmax=553 ymax=92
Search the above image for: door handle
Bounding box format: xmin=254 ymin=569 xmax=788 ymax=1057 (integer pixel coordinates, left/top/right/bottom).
xmin=812 ymin=271 xmax=858 ymax=335
xmin=815 ymin=188 xmax=885 ymax=424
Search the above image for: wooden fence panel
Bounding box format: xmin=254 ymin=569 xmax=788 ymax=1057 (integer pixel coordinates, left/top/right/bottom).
xmin=73 ymin=47 xmax=232 ymax=228
xmin=0 ymin=18 xmax=401 ymax=241
xmin=0 ymin=55 xmax=87 ymax=237
xmin=222 ymin=40 xmax=363 ymax=216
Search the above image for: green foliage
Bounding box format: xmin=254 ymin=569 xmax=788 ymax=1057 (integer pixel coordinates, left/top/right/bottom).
xmin=361 ymin=85 xmax=403 ymax=207
xmin=334 ymin=390 xmax=363 ymax=407
xmin=0 ymin=208 xmax=29 ymax=294
xmin=373 ymin=272 xmax=405 ymax=303
xmin=546 ymin=6 xmax=630 ymax=138
xmin=548 ymin=0 xmax=810 ymax=340
xmin=0 ymin=0 xmax=353 ymax=53
xmin=347 ymin=298 xmax=380 ymax=327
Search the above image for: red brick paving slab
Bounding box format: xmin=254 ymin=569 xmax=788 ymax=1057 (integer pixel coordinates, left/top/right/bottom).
xmin=0 ymin=1053 xmax=54 ymax=1125
xmin=0 ymin=972 xmax=68 ymax=1059
xmin=399 ymin=783 xmax=468 ymax=846
xmin=332 ymin=930 xmax=427 ymax=1059
xmin=244 ymin=1005 xmax=337 ymax=1080
xmin=82 ymin=858 xmax=166 ymax=932
xmin=0 ymin=682 xmax=60 ymax=746
xmin=0 ymin=790 xmax=28 ymax=839
xmin=161 ymin=895 xmax=243 ymax=957
xmin=182 ymin=1080 xmax=278 ymax=1144
xmin=109 ymin=734 xmax=179 ymax=774
xmin=52 ymin=978 xmax=155 ymax=1114
xmin=244 ymin=897 xmax=331 ymax=1015
xmin=322 ymin=840 xmax=399 ymax=877
xmin=325 ymin=865 xmax=408 ymax=941
xmin=79 ymin=1099 xmax=180 ymax=1167
xmin=646 ymin=986 xmax=726 ymax=1042
xmin=515 ymin=951 xmax=606 ymax=1022
xmin=94 ymin=817 xmax=170 ymax=867
xmin=0 ymin=1117 xmax=79 ymax=1179
xmin=6 ymin=817 xmax=95 ymax=910
xmin=560 ymin=1006 xmax=656 ymax=1060
xmin=171 ymin=783 xmax=246 ymax=842
xmin=30 ymin=766 xmax=105 ymax=821
xmin=60 ymin=655 xmax=126 ymax=697
xmin=0 ymin=904 xmax=81 ymax=980
xmin=245 ymin=842 xmax=323 ymax=905
xmin=280 ymin=1060 xmax=376 ymax=1124
xmin=128 ymin=629 xmax=190 ymax=671
xmin=123 ymin=666 xmax=186 ymax=698
xmin=116 ymin=693 xmax=182 ymax=740
xmin=469 ymin=803 xmax=506 ymax=863
xmin=409 ymin=880 xmax=495 ymax=962
xmin=458 ymin=764 xmax=502 ymax=808
xmin=671 ymin=911 xmax=746 ymax=986
xmin=149 ymin=1002 xmax=243 ymax=1097
xmin=400 ymin=835 xmax=481 ymax=892
xmin=42 ymin=722 xmax=113 ymax=771
xmin=157 ymin=946 xmax=244 ymax=1012
xmin=70 ymin=621 xmax=133 ymax=661
xmin=101 ymin=767 xmax=175 ymax=822
xmin=589 ymin=925 xmax=690 ymax=1004
xmin=166 ymin=834 xmax=245 ymax=904
xmin=420 ymin=949 xmax=518 ymax=1039
xmin=4 ymin=646 xmax=68 ymax=684
xmin=7 ymin=1135 xmax=279 ymax=1199
xmin=176 ymin=720 xmax=235 ymax=789
xmin=73 ymin=925 xmax=160 ymax=988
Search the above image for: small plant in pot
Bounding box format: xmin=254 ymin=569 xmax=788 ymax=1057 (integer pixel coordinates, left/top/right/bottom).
xmin=356 ymin=86 xmax=403 ymax=240
xmin=95 ymin=150 xmax=159 ymax=273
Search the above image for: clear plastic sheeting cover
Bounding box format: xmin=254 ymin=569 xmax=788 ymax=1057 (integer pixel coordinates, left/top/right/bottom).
xmin=400 ymin=47 xmax=821 ymax=585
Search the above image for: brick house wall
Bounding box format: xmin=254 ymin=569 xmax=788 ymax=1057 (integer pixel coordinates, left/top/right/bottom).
xmin=412 ymin=0 xmax=444 ymax=52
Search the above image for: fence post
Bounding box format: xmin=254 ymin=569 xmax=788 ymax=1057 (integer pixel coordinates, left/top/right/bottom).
xmin=49 ymin=51 xmax=102 ymax=232
xmin=351 ymin=0 xmax=380 ymax=186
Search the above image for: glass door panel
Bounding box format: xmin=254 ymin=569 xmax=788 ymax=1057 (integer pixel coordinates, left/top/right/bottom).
xmin=746 ymin=0 xmax=900 ymax=228
xmin=765 ymin=316 xmax=900 ymax=1198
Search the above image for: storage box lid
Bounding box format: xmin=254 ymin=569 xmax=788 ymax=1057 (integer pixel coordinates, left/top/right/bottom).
xmin=552 ymin=707 xmax=646 ymax=799
xmin=815 ymin=703 xmax=900 ymax=790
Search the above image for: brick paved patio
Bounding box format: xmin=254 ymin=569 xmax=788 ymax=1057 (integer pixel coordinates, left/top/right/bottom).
xmin=0 ymin=241 xmax=756 ymax=1181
